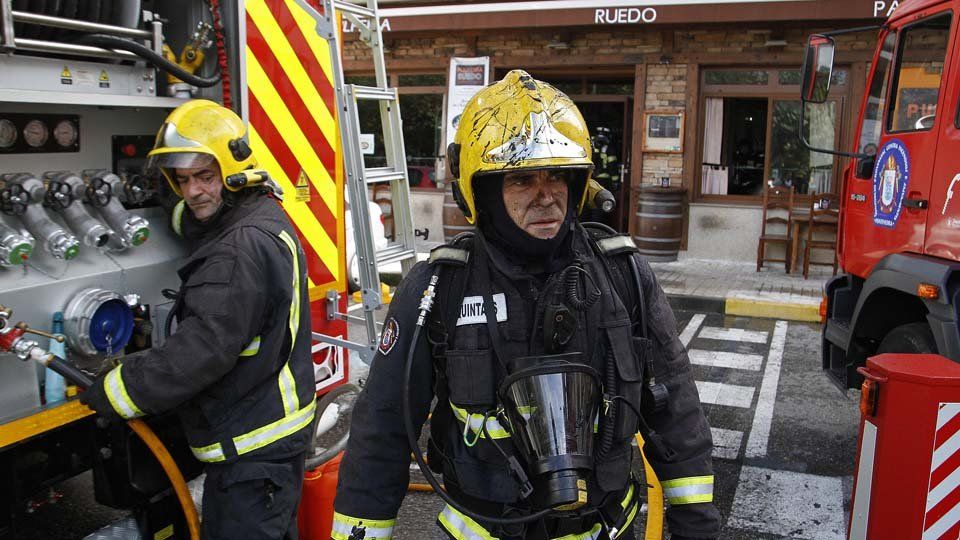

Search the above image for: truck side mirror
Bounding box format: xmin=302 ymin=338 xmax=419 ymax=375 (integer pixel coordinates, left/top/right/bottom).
xmin=855 ymin=156 xmax=876 ymax=180
xmin=801 ymin=35 xmax=835 ymax=104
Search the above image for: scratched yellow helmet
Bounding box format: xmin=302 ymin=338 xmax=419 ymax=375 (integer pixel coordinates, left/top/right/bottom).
xmin=146 ymin=99 xmax=258 ymax=197
xmin=447 ymin=70 xmax=593 ymax=224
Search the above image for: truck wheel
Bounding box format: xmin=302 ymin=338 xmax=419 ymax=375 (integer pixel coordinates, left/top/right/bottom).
xmin=877 ymin=322 xmax=938 ymax=354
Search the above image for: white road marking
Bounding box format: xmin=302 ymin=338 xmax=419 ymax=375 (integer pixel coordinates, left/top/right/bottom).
xmin=679 ymin=313 xmax=706 ymax=348
xmin=728 ymin=466 xmax=847 ymax=540
xmin=698 ymin=326 xmax=769 ymax=343
xmin=745 ymin=320 xmax=788 ymax=459
xmin=711 ymin=427 xmax=743 ymax=460
xmin=688 ymin=350 xmax=763 ymax=371
xmin=695 ymin=381 xmax=755 ymax=408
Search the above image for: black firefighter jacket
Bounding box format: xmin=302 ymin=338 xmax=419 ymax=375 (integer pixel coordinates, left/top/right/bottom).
xmin=333 ymin=224 xmax=721 ymax=539
xmin=99 ymin=191 xmax=316 ymax=464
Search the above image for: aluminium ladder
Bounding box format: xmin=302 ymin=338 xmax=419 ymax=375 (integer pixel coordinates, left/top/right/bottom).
xmin=316 ymin=0 xmax=418 ymax=362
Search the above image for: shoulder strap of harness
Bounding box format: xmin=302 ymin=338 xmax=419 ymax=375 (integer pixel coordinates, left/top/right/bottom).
xmin=580 ymin=222 xmax=646 ymax=339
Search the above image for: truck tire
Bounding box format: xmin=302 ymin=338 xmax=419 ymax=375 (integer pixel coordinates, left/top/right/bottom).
xmin=877 ymin=322 xmax=938 ymax=354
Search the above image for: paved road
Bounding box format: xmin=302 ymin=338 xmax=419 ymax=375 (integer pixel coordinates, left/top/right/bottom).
xmin=13 ymin=310 xmax=860 ymax=539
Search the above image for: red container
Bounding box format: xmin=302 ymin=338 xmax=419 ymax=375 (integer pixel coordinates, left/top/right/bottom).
xmin=297 ymin=452 xmax=344 ymax=540
xmin=849 ymin=354 xmax=960 ymax=539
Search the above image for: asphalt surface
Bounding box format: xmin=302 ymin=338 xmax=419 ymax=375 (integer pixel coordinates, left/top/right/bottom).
xmin=12 ymin=309 xmax=861 ymax=540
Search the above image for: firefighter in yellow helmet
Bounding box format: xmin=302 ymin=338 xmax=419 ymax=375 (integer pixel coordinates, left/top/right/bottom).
xmin=333 ymin=71 xmax=719 ymax=539
xmin=81 ymin=100 xmax=315 ymax=540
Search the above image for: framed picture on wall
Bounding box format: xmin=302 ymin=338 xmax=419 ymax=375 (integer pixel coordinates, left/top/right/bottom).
xmin=642 ymin=111 xmax=684 ymax=153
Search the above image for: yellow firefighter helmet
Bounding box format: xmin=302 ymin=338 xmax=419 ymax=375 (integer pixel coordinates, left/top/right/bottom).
xmin=146 ymin=99 xmax=258 ymax=197
xmin=448 ymin=70 xmax=593 ymax=224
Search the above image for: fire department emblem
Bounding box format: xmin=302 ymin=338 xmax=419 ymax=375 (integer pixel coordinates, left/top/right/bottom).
xmin=378 ymin=317 xmax=399 ymax=355
xmin=873 ymin=139 xmax=910 ymax=228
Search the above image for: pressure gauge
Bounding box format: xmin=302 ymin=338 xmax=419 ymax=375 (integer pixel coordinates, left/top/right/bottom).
xmin=0 ymin=119 xmax=16 ymax=149
xmin=23 ymin=120 xmax=49 ymax=148
xmin=53 ymin=120 xmax=78 ymax=148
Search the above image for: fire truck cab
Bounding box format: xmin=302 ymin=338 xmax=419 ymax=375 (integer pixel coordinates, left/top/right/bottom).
xmin=802 ymin=0 xmax=960 ymax=389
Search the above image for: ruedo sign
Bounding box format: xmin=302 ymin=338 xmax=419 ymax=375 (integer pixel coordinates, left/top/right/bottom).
xmin=376 ymin=0 xmax=895 ymax=32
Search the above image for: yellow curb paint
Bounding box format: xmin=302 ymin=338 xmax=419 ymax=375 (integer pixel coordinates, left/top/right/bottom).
xmin=725 ymin=297 xmax=820 ymax=323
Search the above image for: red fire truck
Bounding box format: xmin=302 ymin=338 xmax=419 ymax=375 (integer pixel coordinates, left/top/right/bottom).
xmin=801 ymin=0 xmax=960 ymax=389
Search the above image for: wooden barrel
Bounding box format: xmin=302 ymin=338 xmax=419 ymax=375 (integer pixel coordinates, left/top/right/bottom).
xmin=443 ymin=184 xmax=473 ymax=242
xmin=634 ymin=186 xmax=686 ymax=262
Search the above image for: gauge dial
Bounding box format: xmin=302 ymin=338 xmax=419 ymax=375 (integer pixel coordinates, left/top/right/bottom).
xmin=23 ymin=120 xmax=49 ymax=148
xmin=53 ymin=120 xmax=78 ymax=148
xmin=0 ymin=119 xmax=16 ymax=149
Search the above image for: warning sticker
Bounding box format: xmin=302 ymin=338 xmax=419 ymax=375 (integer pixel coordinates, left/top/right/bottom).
xmin=99 ymin=70 xmax=110 ymax=88
xmin=295 ymin=170 xmax=311 ymax=202
xmin=60 ymin=67 xmax=72 ymax=85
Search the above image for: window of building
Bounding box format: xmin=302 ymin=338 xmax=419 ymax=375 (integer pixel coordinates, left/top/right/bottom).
xmin=699 ymin=67 xmax=847 ymax=200
xmin=348 ymin=73 xmax=445 ymax=190
xmin=887 ymin=13 xmax=952 ymax=133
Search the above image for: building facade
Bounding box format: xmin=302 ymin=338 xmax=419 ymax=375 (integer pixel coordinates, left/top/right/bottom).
xmin=344 ymin=0 xmax=906 ymax=261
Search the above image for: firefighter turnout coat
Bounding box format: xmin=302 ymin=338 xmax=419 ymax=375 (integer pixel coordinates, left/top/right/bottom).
xmin=333 ymin=224 xmax=720 ymax=539
xmin=98 ymin=191 xmax=316 ymax=464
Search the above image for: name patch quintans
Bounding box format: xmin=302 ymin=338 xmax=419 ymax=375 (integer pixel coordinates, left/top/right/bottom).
xmin=456 ymin=293 xmax=508 ymax=326
xmin=379 ymin=317 xmax=400 ymax=355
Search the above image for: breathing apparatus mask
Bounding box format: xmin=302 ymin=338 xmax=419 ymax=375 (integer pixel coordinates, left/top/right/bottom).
xmin=499 ymin=352 xmax=601 ymax=511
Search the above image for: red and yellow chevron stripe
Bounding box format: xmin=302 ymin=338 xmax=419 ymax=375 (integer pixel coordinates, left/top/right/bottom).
xmin=244 ymin=0 xmax=344 ymax=301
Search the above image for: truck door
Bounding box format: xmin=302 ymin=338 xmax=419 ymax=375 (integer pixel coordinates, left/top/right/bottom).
xmin=845 ymin=10 xmax=954 ymax=276
xmin=924 ymin=8 xmax=960 ymax=260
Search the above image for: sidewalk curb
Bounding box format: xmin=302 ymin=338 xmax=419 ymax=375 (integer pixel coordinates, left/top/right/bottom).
xmin=667 ymin=293 xmax=822 ymax=323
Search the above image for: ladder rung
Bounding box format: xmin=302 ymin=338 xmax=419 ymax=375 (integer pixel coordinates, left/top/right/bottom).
xmin=333 ymin=1 xmax=375 ymax=19
xmin=364 ymin=167 xmax=405 ymax=184
xmin=351 ymin=85 xmax=395 ymax=101
xmin=376 ymin=245 xmax=417 ymax=266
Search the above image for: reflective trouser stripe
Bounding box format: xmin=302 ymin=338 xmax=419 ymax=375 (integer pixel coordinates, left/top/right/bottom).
xmin=437 ymin=505 xmax=498 ymax=540
xmin=662 ymin=475 xmax=714 ymax=505
xmin=277 ymin=230 xmax=301 ymax=414
xmin=450 ymin=402 xmax=510 ymax=439
xmin=239 ymin=336 xmax=261 ymax=357
xmin=554 ymin=523 xmax=602 ymax=540
xmin=104 ymin=364 xmax=145 ymax=420
xmin=438 ymin=505 xmax=608 ymax=540
xmin=614 ymin=483 xmax=640 ymax=539
xmin=190 ymin=399 xmax=316 ymax=462
xmin=171 ymin=200 xmax=185 ymax=237
xmin=331 ymin=512 xmax=395 ymax=540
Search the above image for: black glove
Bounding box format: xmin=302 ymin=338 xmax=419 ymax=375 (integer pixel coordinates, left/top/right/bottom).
xmin=79 ymin=374 xmax=123 ymax=423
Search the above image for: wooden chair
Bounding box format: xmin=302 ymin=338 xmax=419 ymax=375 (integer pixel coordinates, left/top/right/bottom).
xmin=803 ymin=192 xmax=840 ymax=279
xmin=756 ymin=184 xmax=795 ymax=272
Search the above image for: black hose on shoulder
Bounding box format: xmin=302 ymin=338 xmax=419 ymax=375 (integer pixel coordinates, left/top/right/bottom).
xmin=78 ymin=34 xmax=222 ymax=88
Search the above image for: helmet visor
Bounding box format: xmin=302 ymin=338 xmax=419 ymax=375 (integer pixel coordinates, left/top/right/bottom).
xmin=146 ymin=151 xmax=216 ymax=171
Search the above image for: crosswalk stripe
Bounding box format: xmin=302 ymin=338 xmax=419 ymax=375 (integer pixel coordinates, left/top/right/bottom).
xmin=698 ymin=326 xmax=769 ymax=344
xmin=711 ymin=427 xmax=743 ymax=460
xmin=679 ymin=313 xmax=706 ymax=348
xmin=688 ymin=350 xmax=764 ymax=371
xmin=746 ymin=320 xmax=788 ymax=459
xmin=695 ymin=381 xmax=755 ymax=408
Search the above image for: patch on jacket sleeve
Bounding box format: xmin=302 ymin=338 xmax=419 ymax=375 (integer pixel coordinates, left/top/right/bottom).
xmin=379 ymin=317 xmax=400 ymax=355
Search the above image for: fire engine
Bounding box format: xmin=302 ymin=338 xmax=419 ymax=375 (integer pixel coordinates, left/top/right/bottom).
xmin=0 ymin=0 xmax=413 ymax=537
xmin=801 ymin=0 xmax=960 ymax=390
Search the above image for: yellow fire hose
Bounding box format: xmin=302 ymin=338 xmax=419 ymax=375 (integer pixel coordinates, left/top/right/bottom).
xmin=636 ymin=433 xmax=665 ymax=540
xmin=125 ymin=417 xmax=202 ymax=540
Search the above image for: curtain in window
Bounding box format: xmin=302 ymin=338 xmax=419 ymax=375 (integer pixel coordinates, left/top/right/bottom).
xmin=701 ymin=97 xmax=728 ymax=195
